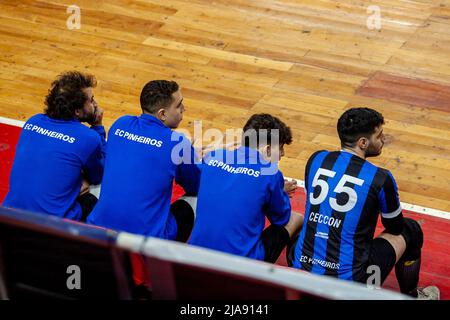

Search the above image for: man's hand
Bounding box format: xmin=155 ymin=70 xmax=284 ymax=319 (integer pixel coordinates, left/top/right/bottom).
xmin=284 ymin=178 xmax=298 ymax=198
xmin=89 ymin=106 xmax=104 ymax=126
xmin=193 ymin=138 xmax=240 ymax=159
xmin=80 ymin=179 xmax=90 ymax=196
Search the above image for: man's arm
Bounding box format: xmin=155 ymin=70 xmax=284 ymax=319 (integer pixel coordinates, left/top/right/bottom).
xmin=82 ymin=141 xmax=105 ymax=185
xmin=82 ymin=107 xmax=106 ymax=185
xmin=175 ymin=139 xmax=201 ymax=195
xmin=304 ymin=150 xmax=323 ymax=194
xmin=284 ymin=178 xmax=297 ymax=198
xmin=90 ymin=125 xmax=106 ymax=156
xmin=266 ymin=171 xmax=291 ymax=227
xmin=88 ymin=107 xmax=106 ymax=157
xmin=378 ymin=170 xmax=404 ymax=235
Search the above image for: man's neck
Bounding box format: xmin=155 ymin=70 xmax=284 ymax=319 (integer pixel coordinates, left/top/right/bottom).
xmin=143 ymin=111 xmax=156 ymax=117
xmin=341 ymin=147 xmax=366 ymax=159
xmin=143 ymin=112 xmax=164 ymax=123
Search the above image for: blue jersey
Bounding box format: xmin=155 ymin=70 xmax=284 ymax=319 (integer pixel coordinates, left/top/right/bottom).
xmin=87 ymin=114 xmax=200 ymax=239
xmin=3 ymin=114 xmax=106 ymax=220
xmin=293 ymin=150 xmax=404 ymax=281
xmin=189 ymin=147 xmax=291 ymax=260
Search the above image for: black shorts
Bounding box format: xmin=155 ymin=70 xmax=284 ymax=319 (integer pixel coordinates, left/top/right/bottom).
xmin=261 ymin=225 xmax=290 ymax=263
xmin=170 ymin=199 xmax=195 ymax=243
xmin=358 ymin=237 xmax=397 ymax=284
xmin=78 ymin=192 xmax=98 ymax=222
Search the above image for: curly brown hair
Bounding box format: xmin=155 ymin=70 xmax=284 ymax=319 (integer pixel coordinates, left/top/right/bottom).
xmin=44 ymin=71 xmax=97 ymax=120
xmin=242 ymin=113 xmax=293 ymax=148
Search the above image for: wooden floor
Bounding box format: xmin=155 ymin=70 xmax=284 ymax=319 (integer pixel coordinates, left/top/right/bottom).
xmin=0 ymin=0 xmax=449 ymax=211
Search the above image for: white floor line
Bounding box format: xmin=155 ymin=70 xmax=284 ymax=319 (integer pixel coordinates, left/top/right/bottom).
xmin=0 ymin=116 xmax=25 ymax=127
xmin=286 ymin=177 xmax=450 ymax=221
xmin=1 ymin=116 xmax=449 ymax=220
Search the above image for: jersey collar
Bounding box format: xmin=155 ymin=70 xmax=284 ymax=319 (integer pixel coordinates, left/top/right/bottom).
xmin=139 ymin=113 xmax=165 ymax=127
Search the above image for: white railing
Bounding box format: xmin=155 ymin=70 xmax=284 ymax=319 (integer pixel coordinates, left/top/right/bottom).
xmin=117 ymin=232 xmax=411 ymax=300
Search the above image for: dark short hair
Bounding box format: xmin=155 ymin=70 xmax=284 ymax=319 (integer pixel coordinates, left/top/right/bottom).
xmin=44 ymin=71 xmax=96 ymax=120
xmin=242 ymin=113 xmax=293 ymax=148
xmin=140 ymin=80 xmax=179 ymax=114
xmin=337 ymin=107 xmax=384 ymax=147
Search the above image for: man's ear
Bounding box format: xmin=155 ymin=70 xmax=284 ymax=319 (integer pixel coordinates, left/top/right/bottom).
xmin=261 ymin=144 xmax=271 ymax=158
xmin=357 ymin=137 xmax=369 ymax=150
xmin=74 ymin=108 xmax=82 ymax=118
xmin=156 ymin=108 xmax=166 ymax=121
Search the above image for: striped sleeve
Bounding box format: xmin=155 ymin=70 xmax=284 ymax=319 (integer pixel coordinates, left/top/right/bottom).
xmin=304 ymin=150 xmax=324 ymax=194
xmin=377 ymin=170 xmax=404 ymax=234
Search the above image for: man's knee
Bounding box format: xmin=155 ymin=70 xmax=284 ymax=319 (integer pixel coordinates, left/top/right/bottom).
xmin=177 ymin=196 xmax=197 ymax=219
xmin=170 ymin=197 xmax=197 ymax=242
xmin=262 ymin=225 xmax=290 ymax=263
xmin=78 ymin=192 xmax=98 ymax=222
xmin=284 ymin=212 xmax=303 ymax=239
xmin=400 ymin=218 xmax=423 ymax=260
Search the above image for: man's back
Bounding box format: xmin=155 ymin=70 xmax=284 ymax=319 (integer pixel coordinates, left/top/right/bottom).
xmin=88 ymin=114 xmax=200 ymax=238
xmin=189 ymin=147 xmax=291 ymax=260
xmin=3 ymin=114 xmax=104 ymax=220
xmin=293 ymin=150 xmax=400 ymax=281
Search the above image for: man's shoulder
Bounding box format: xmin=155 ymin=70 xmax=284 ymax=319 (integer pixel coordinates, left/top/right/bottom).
xmin=111 ymin=115 xmax=136 ymax=127
xmin=305 ymin=150 xmax=330 ymax=169
xmin=207 ymin=148 xmax=228 ymax=158
xmin=363 ymin=159 xmax=391 ymax=178
xmin=362 ymin=161 xmax=397 ymax=190
xmin=25 ymin=113 xmax=46 ymax=124
xmin=308 ymin=149 xmax=330 ymax=160
xmin=26 ymin=114 xmax=89 ymax=134
xmin=118 ymin=114 xmax=136 ymax=122
xmin=375 ymin=166 xmax=395 ymax=182
xmin=169 ymin=130 xmax=192 ymax=146
xmin=108 ymin=115 xmax=139 ymax=135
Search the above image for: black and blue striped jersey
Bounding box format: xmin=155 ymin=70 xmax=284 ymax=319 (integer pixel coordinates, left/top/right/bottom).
xmin=293 ymin=150 xmax=404 ymax=281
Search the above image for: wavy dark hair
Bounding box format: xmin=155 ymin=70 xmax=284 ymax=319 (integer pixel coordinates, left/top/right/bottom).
xmin=337 ymin=107 xmax=385 ymax=147
xmin=44 ymin=71 xmax=96 ymax=120
xmin=242 ymin=113 xmax=293 ymax=148
xmin=140 ymin=80 xmax=179 ymax=114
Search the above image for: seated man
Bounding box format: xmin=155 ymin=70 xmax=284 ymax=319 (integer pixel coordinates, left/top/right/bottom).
xmin=3 ymin=71 xmax=105 ymax=221
xmin=289 ymin=107 xmax=439 ymax=299
xmin=87 ymin=80 xmax=200 ymax=242
xmin=189 ymin=113 xmax=303 ymax=263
